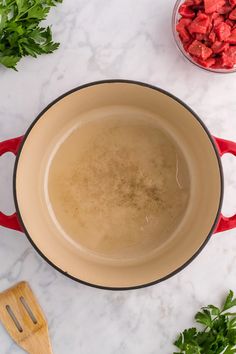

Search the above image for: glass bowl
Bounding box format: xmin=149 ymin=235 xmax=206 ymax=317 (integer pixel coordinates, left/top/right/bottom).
xmin=172 ymin=0 xmax=236 ymax=73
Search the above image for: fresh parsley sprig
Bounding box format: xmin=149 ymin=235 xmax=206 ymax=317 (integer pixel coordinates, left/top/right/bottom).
xmin=0 ymin=0 xmax=62 ymax=70
xmin=174 ymin=291 xmax=236 ymax=354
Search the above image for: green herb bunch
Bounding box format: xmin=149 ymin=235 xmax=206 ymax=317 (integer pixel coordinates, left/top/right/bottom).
xmin=174 ymin=291 xmax=236 ymax=354
xmin=0 ymin=0 xmax=62 ymax=70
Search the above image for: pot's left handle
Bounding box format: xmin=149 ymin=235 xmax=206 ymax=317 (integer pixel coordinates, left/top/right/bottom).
xmin=214 ymin=136 xmax=236 ymax=234
xmin=0 ymin=136 xmax=24 ymax=232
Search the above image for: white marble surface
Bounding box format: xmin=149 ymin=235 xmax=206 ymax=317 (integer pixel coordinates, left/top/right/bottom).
xmin=1 ymin=0 xmax=236 ymax=353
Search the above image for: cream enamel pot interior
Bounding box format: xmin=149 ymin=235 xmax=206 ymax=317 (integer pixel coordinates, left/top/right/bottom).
xmin=0 ymin=80 xmax=236 ymax=290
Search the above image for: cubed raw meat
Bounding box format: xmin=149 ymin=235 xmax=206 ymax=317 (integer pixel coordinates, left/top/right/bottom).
xmin=209 ymin=30 xmax=216 ymax=42
xmin=176 ymin=0 xmax=236 ymax=70
xmin=226 ymin=46 xmax=236 ymax=63
xmin=215 ymin=22 xmax=231 ymax=40
xmin=183 ymin=40 xmax=194 ymax=51
xmin=225 ymin=19 xmax=235 ymax=27
xmin=188 ymin=13 xmax=210 ymax=33
xmin=211 ymin=40 xmax=229 ymax=53
xmin=185 ymin=0 xmax=195 ymax=4
xmin=179 ymin=4 xmax=196 ymax=18
xmin=221 ymin=47 xmax=236 ymax=67
xmin=204 ymin=0 xmax=226 ymax=14
xmin=176 ymin=18 xmax=192 ymax=42
xmin=218 ymin=4 xmax=234 ymax=15
xmin=195 ymin=33 xmax=204 ymax=40
xmin=212 ymin=12 xmax=221 ymax=19
xmin=229 ymin=8 xmax=236 ymax=20
xmin=195 ymin=33 xmax=207 ymax=40
xmin=212 ymin=57 xmax=224 ymax=68
xmin=177 ymin=18 xmax=193 ymax=27
xmin=222 ymin=51 xmax=235 ymax=67
xmin=197 ymin=57 xmax=216 ymax=67
xmin=213 ymin=15 xmax=224 ymax=27
xmin=226 ymin=28 xmax=236 ymax=43
xmin=186 ymin=0 xmax=203 ymax=5
xmin=188 ymin=39 xmax=213 ymax=59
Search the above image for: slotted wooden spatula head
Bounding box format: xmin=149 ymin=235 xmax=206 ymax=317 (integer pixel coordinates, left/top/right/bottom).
xmin=0 ymin=282 xmax=53 ymax=354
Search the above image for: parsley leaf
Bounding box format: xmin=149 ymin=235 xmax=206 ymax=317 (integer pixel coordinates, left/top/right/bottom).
xmin=0 ymin=0 xmax=62 ymax=70
xmin=223 ymin=291 xmax=236 ymax=312
xmin=174 ymin=291 xmax=236 ymax=354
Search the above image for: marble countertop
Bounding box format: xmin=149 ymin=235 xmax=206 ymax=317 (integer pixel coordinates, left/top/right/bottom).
xmin=1 ymin=0 xmax=236 ymax=353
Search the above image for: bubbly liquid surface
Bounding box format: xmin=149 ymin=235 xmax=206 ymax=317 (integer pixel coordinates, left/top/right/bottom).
xmin=47 ymin=110 xmax=190 ymax=260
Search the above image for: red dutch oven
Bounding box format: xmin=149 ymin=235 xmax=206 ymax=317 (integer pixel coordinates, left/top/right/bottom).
xmin=0 ymin=80 xmax=235 ymax=290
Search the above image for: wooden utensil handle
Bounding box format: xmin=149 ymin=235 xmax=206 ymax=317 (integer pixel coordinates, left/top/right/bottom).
xmin=21 ymin=329 xmax=53 ymax=354
xmin=29 ymin=347 xmax=53 ymax=354
xmin=26 ymin=341 xmax=53 ymax=354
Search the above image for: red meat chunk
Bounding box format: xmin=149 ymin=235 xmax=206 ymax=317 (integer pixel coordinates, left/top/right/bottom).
xmin=188 ymin=13 xmax=210 ymax=33
xmin=185 ymin=0 xmax=203 ymax=4
xmin=208 ymin=30 xmax=216 ymax=42
xmin=204 ymin=0 xmax=226 ymax=14
xmin=196 ymin=57 xmax=216 ymax=67
xmin=215 ymin=22 xmax=231 ymax=41
xmin=218 ymin=4 xmax=234 ymax=15
xmin=222 ymin=53 xmax=235 ymax=68
xmin=183 ymin=40 xmax=194 ymax=51
xmin=225 ymin=19 xmax=235 ymax=27
xmin=229 ymin=8 xmax=236 ymax=20
xmin=179 ymin=4 xmax=196 ymax=18
xmin=195 ymin=33 xmax=206 ymax=40
xmin=211 ymin=41 xmax=229 ymax=53
xmin=176 ymin=18 xmax=192 ymax=42
xmin=213 ymin=15 xmax=224 ymax=27
xmin=212 ymin=57 xmax=226 ymax=68
xmin=212 ymin=12 xmax=221 ymax=19
xmin=227 ymin=46 xmax=236 ymax=61
xmin=221 ymin=47 xmax=236 ymax=68
xmin=177 ymin=18 xmax=193 ymax=27
xmin=185 ymin=0 xmax=195 ymax=5
xmin=226 ymin=28 xmax=236 ymax=43
xmin=229 ymin=0 xmax=236 ymax=5
xmin=188 ymin=39 xmax=213 ymax=59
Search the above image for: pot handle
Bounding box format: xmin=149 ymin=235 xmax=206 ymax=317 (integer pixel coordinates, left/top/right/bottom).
xmin=0 ymin=136 xmax=24 ymax=232
xmin=214 ymin=136 xmax=236 ymax=234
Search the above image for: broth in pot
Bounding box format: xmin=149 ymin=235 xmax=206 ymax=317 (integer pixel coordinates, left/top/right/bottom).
xmin=47 ymin=107 xmax=190 ymax=262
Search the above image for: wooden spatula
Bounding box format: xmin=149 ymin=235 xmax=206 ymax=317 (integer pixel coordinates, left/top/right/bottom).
xmin=0 ymin=281 xmax=53 ymax=354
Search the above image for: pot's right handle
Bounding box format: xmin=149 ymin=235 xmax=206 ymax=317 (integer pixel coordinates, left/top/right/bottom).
xmin=214 ymin=136 xmax=236 ymax=234
xmin=0 ymin=136 xmax=24 ymax=232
